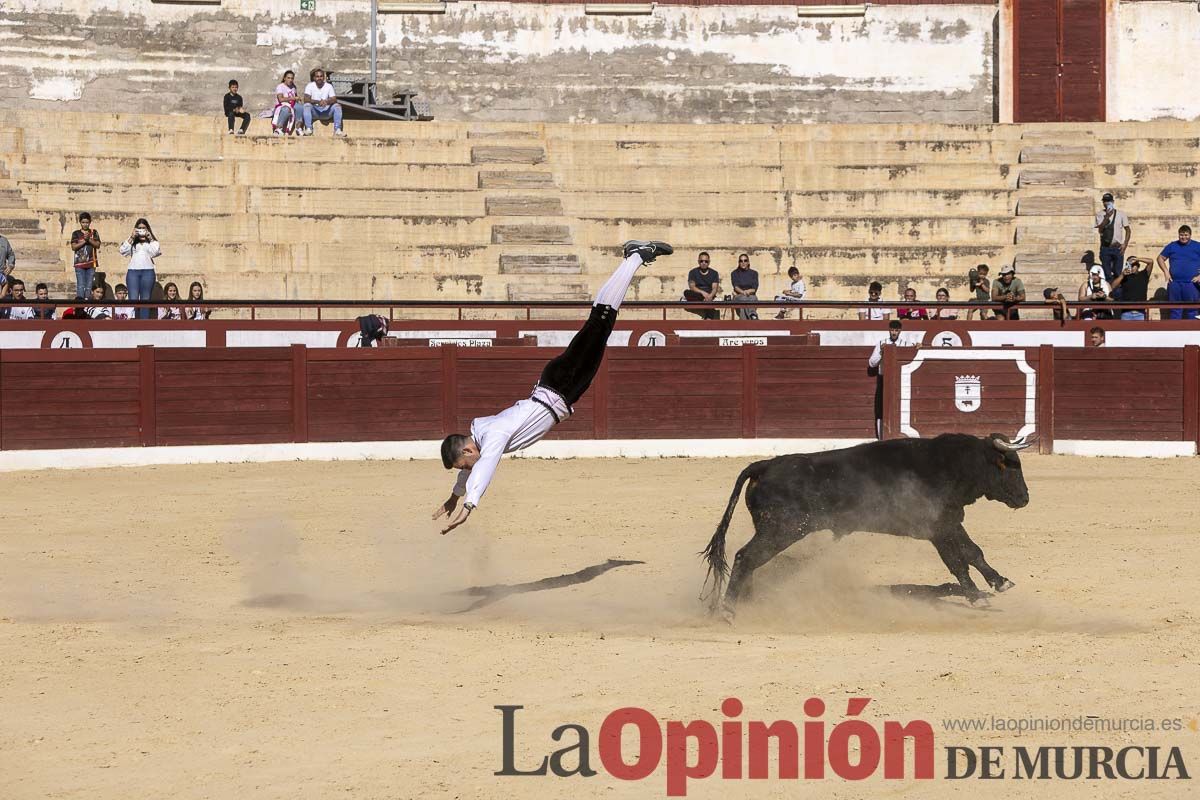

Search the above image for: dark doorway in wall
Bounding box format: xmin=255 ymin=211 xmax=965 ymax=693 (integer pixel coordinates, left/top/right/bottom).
xmin=1014 ymin=0 xmax=1105 ymax=122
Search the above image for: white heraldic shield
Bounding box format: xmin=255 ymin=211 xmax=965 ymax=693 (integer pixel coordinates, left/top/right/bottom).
xmin=954 ymin=375 xmax=982 ymax=413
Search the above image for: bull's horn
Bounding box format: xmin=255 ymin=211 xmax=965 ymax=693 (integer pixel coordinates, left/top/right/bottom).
xmin=992 ymin=435 xmax=1035 ymax=452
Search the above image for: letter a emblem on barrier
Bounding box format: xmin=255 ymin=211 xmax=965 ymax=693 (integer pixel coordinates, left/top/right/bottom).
xmin=954 ymin=375 xmax=982 ymax=413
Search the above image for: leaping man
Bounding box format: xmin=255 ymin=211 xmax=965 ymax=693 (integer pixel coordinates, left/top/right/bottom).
xmin=433 ymin=240 xmax=673 ymax=534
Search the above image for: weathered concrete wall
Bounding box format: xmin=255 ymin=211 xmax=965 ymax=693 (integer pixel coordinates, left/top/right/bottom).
xmin=0 ymin=0 xmax=997 ymax=123
xmin=1113 ymin=0 xmax=1200 ymax=122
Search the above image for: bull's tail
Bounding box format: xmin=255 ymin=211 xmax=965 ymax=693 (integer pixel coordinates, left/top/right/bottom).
xmin=699 ymin=460 xmax=769 ymax=609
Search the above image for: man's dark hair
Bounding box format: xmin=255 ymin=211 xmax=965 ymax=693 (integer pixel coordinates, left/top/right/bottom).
xmin=976 ymin=263 xmax=989 ymax=273
xmin=10 ymin=279 xmax=24 ymax=291
xmin=115 ymin=283 xmax=128 ymax=292
xmin=698 ymin=251 xmax=710 ymax=260
xmin=1181 ymin=225 xmax=1193 ymax=235
xmin=787 ymin=266 xmax=799 ymax=276
xmin=888 ymin=320 xmax=903 ymax=331
xmin=34 ymin=282 xmax=47 ymax=292
xmin=869 ymin=281 xmax=883 ymax=293
xmin=441 ymin=434 xmax=470 ymax=469
xmin=78 ymin=211 xmax=91 ymax=222
xmin=228 ymin=80 xmax=238 ymax=87
xmin=1090 ymin=326 xmax=1106 ymax=338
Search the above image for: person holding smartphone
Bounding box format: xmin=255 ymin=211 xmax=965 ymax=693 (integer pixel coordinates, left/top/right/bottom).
xmin=118 ymin=218 xmax=160 ymax=320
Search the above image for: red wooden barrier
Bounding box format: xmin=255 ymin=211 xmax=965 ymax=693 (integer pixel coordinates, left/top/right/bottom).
xmin=0 ymin=345 xmax=1192 ymax=452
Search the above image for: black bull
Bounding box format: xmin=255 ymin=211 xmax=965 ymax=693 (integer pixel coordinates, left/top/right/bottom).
xmin=701 ymin=433 xmax=1032 ymax=615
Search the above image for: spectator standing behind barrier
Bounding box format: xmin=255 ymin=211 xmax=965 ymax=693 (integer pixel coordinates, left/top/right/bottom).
xmin=1095 ymin=192 xmax=1131 ymax=292
xmin=301 ymin=68 xmax=344 ymax=136
xmin=0 ymin=227 xmax=16 ymax=283
xmin=991 ymin=265 xmax=1025 ymax=320
xmin=159 ymin=282 xmax=184 ymax=320
xmin=1090 ymin=326 xmax=1106 ymax=347
xmin=684 ymin=252 xmax=721 ymax=320
xmin=966 ymin=264 xmax=992 ymax=320
xmin=185 ymin=282 xmax=212 ymax=320
xmin=857 ymin=281 xmax=890 ymax=320
xmin=897 ymin=287 xmax=929 ymax=320
xmin=68 ymin=211 xmax=100 ymax=300
xmin=773 ymin=266 xmax=806 ymax=319
xmin=868 ymin=319 xmax=904 ymax=439
xmin=111 ymin=284 xmax=133 ymax=320
xmin=1078 ymin=265 xmax=1113 ymax=320
xmin=1110 ymin=255 xmax=1152 ymax=320
xmin=224 ymin=79 xmax=250 ymax=135
xmin=31 ymin=283 xmax=54 ymax=319
xmin=1156 ymin=225 xmax=1200 ymax=321
xmin=272 ymin=70 xmax=299 ymax=136
xmin=119 ymin=218 xmax=159 ymax=320
xmin=730 ymin=253 xmax=759 ymax=320
xmin=931 ymin=287 xmax=959 ymax=320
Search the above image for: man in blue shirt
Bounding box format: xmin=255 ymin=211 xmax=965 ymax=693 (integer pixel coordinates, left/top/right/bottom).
xmin=1157 ymin=225 xmax=1200 ymax=320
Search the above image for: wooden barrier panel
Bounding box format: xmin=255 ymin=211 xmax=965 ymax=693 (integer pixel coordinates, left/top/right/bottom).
xmin=756 ymin=347 xmax=876 ymax=439
xmin=1053 ymin=348 xmax=1185 ymax=441
xmin=0 ymin=345 xmax=1194 ymax=452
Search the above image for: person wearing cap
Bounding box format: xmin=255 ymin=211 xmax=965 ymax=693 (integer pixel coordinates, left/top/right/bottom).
xmin=1157 ymin=225 xmax=1200 ymax=321
xmin=1110 ymin=255 xmax=1153 ymax=320
xmin=990 ymin=265 xmax=1025 ymax=320
xmin=1043 ymin=287 xmax=1071 ymax=324
xmin=1078 ymin=265 xmax=1113 ymax=320
xmin=1094 ymin=192 xmax=1131 ymax=293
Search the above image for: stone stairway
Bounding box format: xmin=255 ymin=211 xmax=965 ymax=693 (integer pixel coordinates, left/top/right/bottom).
xmin=1012 ymin=131 xmax=1098 ymax=293
xmin=469 ymin=129 xmax=586 ymax=302
xmin=0 ymin=177 xmax=70 ymax=294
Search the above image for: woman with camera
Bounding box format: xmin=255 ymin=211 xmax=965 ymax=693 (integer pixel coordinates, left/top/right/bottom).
xmin=118 ymin=218 xmax=160 ymax=320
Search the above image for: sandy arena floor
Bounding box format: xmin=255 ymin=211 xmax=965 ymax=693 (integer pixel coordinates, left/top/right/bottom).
xmin=1 ymin=454 xmax=1198 ymax=799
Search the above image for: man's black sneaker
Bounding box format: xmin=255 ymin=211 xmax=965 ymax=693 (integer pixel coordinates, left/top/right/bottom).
xmin=622 ymin=240 xmax=673 ymax=263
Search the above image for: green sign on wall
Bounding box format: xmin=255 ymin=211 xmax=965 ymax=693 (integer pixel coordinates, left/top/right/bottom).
xmin=300 ymin=0 xmax=315 ymax=10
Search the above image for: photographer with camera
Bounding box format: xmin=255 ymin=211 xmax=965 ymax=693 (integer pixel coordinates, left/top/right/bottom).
xmin=1078 ymin=265 xmax=1113 ymax=320
xmin=118 ymin=217 xmax=160 ymax=320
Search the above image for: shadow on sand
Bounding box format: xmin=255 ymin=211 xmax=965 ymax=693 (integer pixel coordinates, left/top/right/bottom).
xmin=449 ymin=558 xmax=645 ymax=612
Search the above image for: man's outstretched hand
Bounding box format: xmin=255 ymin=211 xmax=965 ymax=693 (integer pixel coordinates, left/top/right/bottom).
xmin=433 ymin=495 xmax=472 ymax=535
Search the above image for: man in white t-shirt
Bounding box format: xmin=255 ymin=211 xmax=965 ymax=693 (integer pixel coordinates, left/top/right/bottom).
xmin=7 ymin=279 xmax=35 ymax=320
xmin=433 ymin=239 xmax=674 ymax=535
xmin=301 ymin=68 xmax=344 ymax=136
xmin=858 ymin=280 xmax=891 ymax=320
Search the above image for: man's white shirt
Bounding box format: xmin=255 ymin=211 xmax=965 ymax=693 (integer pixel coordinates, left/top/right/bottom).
xmin=452 ymin=385 xmax=570 ymax=508
xmin=304 ymin=82 xmax=336 ymax=103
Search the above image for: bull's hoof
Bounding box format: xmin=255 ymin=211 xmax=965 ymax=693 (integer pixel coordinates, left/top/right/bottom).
xmin=966 ymin=590 xmax=992 ymax=606
xmin=994 ymin=578 xmax=1016 ymax=593
xmin=718 ymin=606 xmax=736 ymax=626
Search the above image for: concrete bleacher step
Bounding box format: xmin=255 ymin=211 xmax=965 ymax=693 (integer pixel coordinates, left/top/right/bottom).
xmin=1014 ymin=222 xmax=1094 ymax=246
xmin=470 ymin=145 xmax=546 ymax=165
xmin=1019 ymin=145 xmax=1096 ymax=164
xmin=478 ymin=171 xmax=556 ymax=189
xmin=1015 ymin=195 xmax=1093 ymax=216
xmin=790 ymin=216 xmax=1015 ymax=247
xmin=507 ymin=282 xmax=589 ymax=302
xmin=490 ymin=224 xmax=572 ymax=245
xmin=1097 ymin=139 xmax=1200 ymax=163
xmin=484 ymin=196 xmax=564 ymax=216
xmin=498 ymin=254 xmax=581 ymax=274
xmin=0 ymin=189 xmax=28 ymax=209
xmin=786 ymin=163 xmax=1014 ymax=191
xmin=1097 ymin=163 xmax=1200 ymax=189
xmin=789 ymin=190 xmax=1012 ymax=218
xmin=1017 ymin=170 xmax=1092 ymax=189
